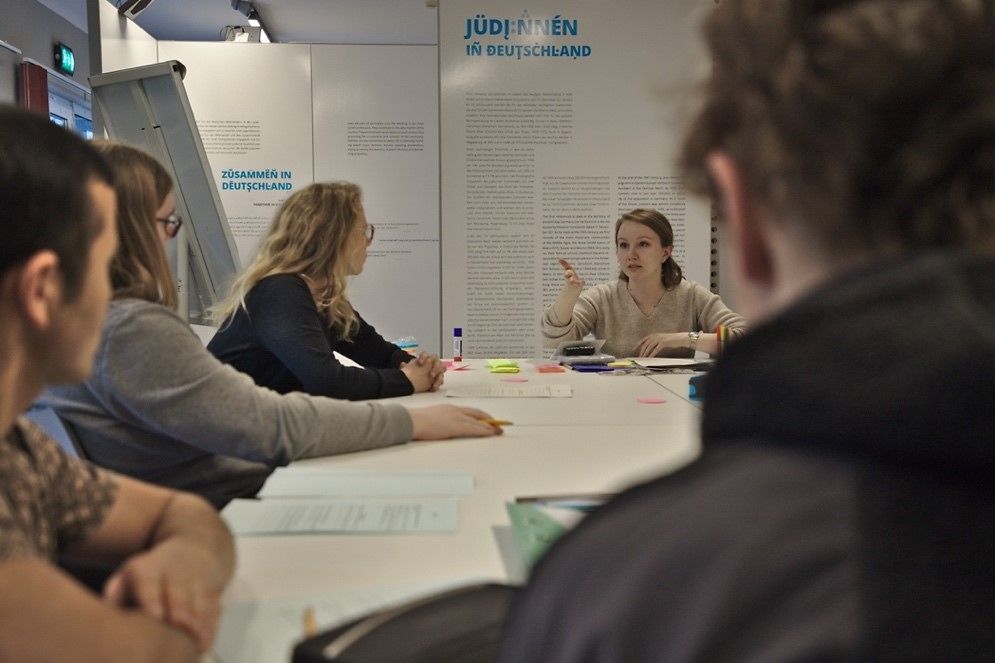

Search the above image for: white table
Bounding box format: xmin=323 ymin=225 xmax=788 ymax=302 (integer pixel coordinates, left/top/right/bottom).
xmin=217 ymin=361 xmax=703 ymax=660
xmin=645 ymin=370 xmax=706 ymax=406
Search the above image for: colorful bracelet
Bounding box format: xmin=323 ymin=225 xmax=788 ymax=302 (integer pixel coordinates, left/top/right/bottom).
xmin=715 ymin=324 xmax=731 ymax=354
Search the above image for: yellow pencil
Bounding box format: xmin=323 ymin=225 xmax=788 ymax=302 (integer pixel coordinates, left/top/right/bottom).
xmin=482 ymin=419 xmax=513 ymax=427
xmin=303 ymin=606 xmax=317 ymax=639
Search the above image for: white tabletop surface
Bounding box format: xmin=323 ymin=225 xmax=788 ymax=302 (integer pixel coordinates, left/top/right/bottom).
xmin=222 ymin=360 xmax=703 ymax=602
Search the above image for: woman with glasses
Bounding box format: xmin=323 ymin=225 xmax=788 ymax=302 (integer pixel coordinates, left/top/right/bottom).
xmin=156 ymin=212 xmax=183 ymax=239
xmin=41 ymin=144 xmax=498 ymax=508
xmin=207 ymin=182 xmax=444 ymax=401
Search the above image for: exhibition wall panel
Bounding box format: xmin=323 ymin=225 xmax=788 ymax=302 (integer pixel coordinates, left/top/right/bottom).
xmin=311 ymin=45 xmax=441 ymax=352
xmin=157 ymin=42 xmax=314 ymax=266
xmin=440 ymin=0 xmax=712 ymax=357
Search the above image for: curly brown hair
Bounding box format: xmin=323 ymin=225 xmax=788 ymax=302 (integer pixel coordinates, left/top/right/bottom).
xmin=680 ymin=0 xmax=995 ymax=256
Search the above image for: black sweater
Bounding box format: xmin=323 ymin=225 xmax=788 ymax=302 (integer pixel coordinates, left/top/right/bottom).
xmin=500 ymin=251 xmax=995 ymax=662
xmin=207 ymin=274 xmax=414 ymax=400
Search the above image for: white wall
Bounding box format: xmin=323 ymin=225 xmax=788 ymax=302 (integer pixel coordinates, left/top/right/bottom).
xmin=0 ymin=0 xmax=91 ymax=79
xmin=95 ymin=4 xmax=720 ymax=355
xmin=90 ymin=0 xmax=157 ymax=75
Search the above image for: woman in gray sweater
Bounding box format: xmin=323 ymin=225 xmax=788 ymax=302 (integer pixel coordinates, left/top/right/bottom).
xmin=42 ymin=141 xmax=498 ymax=508
xmin=542 ymin=209 xmax=745 ymax=358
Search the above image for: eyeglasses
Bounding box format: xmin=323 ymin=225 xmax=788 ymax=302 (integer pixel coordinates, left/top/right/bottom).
xmin=363 ymin=223 xmax=375 ymax=244
xmin=155 ymin=213 xmax=184 ymax=239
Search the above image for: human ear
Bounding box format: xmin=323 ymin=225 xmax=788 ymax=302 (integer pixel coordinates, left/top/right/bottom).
xmin=706 ymin=151 xmax=774 ymax=287
xmin=15 ymin=251 xmax=62 ymax=329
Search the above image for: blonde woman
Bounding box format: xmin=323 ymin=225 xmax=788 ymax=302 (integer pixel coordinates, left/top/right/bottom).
xmin=42 ymin=143 xmax=498 ymax=508
xmin=208 ymin=182 xmax=443 ymax=400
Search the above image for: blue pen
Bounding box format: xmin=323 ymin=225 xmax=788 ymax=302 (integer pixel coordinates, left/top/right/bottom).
xmin=572 ymin=364 xmax=614 ymax=372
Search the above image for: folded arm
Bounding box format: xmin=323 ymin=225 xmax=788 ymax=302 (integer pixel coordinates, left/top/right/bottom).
xmin=0 ymin=470 xmax=233 ymax=661
xmin=65 ymin=474 xmax=234 ymax=652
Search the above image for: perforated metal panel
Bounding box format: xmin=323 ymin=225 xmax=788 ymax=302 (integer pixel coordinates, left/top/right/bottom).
xmin=89 ymin=60 xmax=240 ymax=322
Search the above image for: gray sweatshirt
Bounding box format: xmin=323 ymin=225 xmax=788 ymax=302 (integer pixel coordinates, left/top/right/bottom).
xmin=41 ymin=299 xmax=412 ymax=507
xmin=542 ymin=279 xmax=746 ymax=358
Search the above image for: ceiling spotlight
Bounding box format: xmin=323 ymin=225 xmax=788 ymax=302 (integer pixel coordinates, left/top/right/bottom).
xmin=118 ymin=0 xmax=158 ymax=19
xmin=228 ymin=2 xmax=274 ymax=42
xmin=230 ymin=0 xmax=252 ymax=17
xmin=221 ymin=25 xmax=262 ymax=42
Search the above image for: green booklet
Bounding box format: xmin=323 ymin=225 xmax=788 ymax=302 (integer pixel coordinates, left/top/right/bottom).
xmin=506 ymin=495 xmax=609 ymax=568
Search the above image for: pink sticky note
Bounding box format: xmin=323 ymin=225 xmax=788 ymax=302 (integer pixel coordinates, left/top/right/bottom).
xmin=501 ymin=377 xmax=529 ymax=383
xmin=443 ymin=361 xmax=472 ymax=370
xmin=637 ymin=396 xmax=667 ymax=404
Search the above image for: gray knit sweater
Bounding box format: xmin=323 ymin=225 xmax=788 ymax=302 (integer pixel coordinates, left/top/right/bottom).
xmin=41 ymin=299 xmax=412 ymax=507
xmin=542 ymin=279 xmax=746 ymax=358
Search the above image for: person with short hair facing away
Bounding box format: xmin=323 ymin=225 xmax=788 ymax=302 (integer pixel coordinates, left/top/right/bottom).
xmin=543 ymin=208 xmax=745 ymax=358
xmin=42 ymin=143 xmax=497 ymax=509
xmin=502 ymin=1 xmax=995 ymax=661
xmin=207 ymin=182 xmax=445 ymax=400
xmin=0 ymin=107 xmax=234 ymax=661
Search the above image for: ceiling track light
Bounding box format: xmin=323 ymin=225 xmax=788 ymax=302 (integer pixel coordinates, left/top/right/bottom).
xmin=230 ymin=0 xmax=252 ymax=17
xmin=118 ymin=0 xmax=158 ymax=19
xmin=228 ymin=1 xmax=273 ymax=42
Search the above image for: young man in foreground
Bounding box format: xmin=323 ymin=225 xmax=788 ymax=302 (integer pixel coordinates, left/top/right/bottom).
xmin=501 ymin=1 xmax=995 ymax=660
xmin=0 ymin=106 xmax=235 ymax=661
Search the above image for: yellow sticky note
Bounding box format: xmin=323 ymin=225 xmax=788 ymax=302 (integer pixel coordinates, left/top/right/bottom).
xmin=486 ymin=358 xmax=518 ymax=369
xmin=490 ymin=365 xmax=521 ymax=374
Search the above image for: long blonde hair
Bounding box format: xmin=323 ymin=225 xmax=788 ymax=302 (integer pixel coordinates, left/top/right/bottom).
xmin=212 ymin=181 xmax=362 ymax=338
xmin=92 ymin=140 xmax=177 ymax=309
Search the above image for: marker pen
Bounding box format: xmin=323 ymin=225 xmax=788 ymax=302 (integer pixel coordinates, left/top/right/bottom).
xmin=453 ymin=327 xmax=463 ymax=363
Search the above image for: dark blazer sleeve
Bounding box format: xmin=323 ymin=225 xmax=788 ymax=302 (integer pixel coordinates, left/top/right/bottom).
xmin=337 ymin=313 xmax=415 ymax=369
xmin=245 ymin=275 xmax=414 ymax=400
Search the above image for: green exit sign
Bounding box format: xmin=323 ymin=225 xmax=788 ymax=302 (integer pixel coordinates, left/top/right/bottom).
xmin=53 ymin=42 xmax=75 ymax=76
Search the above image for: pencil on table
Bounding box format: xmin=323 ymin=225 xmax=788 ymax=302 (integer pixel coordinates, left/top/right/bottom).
xmin=303 ymin=606 xmax=317 ymax=639
xmin=483 ymin=419 xmax=513 ymax=427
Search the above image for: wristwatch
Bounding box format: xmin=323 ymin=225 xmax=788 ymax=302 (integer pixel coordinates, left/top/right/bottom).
xmin=688 ymin=330 xmax=701 ymax=354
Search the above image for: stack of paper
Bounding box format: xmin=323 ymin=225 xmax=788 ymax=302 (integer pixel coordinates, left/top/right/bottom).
xmin=258 ymin=468 xmax=474 ymax=498
xmin=222 ymin=498 xmax=459 ymax=535
xmin=220 ymin=469 xmax=475 ymax=536
xmin=446 ymin=384 xmax=572 ymax=398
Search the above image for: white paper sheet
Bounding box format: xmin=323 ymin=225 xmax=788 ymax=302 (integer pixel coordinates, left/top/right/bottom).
xmin=222 ymin=498 xmax=459 ymax=535
xmin=213 ymin=577 xmax=489 ymax=663
xmin=445 ymin=384 xmax=573 ymax=398
xmin=632 ymin=357 xmax=709 ymax=368
xmin=259 ymin=469 xmax=474 ymax=498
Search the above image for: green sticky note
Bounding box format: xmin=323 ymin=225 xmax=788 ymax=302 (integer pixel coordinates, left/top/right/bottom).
xmin=485 ymin=358 xmax=518 ymax=369
xmin=505 ymin=503 xmax=569 ymax=568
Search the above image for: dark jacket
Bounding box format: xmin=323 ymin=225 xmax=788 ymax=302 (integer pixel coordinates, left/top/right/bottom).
xmin=208 ymin=274 xmax=414 ymax=400
xmin=500 ymin=251 xmax=995 ymax=662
